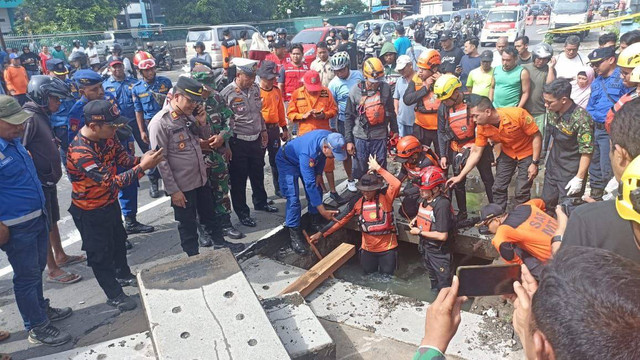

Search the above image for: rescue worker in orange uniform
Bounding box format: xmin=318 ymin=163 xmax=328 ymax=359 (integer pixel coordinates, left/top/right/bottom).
xmin=447 ymin=94 xmax=542 ymax=211
xmin=310 ymin=155 xmax=401 ymax=275
xmin=258 ymin=60 xmax=289 ymax=198
xmin=221 ymin=29 xmax=242 ymax=71
xmin=434 ymin=74 xmax=494 ymax=221
xmin=394 ymin=135 xmax=439 ymax=220
xmin=409 ymin=166 xmax=455 ymax=293
xmin=345 ymin=57 xmax=398 ymax=179
xmin=287 ymin=70 xmax=341 ymax=205
xmin=477 ymin=200 xmax=555 ymax=279
xmin=403 ymin=49 xmax=442 ymax=153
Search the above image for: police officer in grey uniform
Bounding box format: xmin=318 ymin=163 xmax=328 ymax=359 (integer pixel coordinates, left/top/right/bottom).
xmin=149 ymin=77 xmax=244 ymax=256
xmin=221 ymin=62 xmax=278 ymax=227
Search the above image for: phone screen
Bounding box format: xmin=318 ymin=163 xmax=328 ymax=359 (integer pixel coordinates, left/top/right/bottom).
xmin=456 ymin=264 xmax=521 ymax=297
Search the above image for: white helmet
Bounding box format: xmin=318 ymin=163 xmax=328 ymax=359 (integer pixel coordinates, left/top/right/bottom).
xmin=265 ymin=31 xmax=277 ymax=38
xmin=532 ymin=43 xmax=553 ymax=59
xmin=330 ymin=51 xmax=350 ymax=71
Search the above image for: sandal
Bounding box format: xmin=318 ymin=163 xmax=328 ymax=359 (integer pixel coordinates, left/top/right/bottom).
xmin=0 ymin=330 xmax=9 ymax=341
xmin=56 ymin=255 xmax=86 ymax=267
xmin=46 ymin=271 xmax=82 ymax=284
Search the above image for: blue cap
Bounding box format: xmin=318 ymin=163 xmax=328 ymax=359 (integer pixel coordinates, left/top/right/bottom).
xmin=46 ymin=58 xmax=68 ymax=75
xmin=326 ymin=133 xmax=346 ymax=161
xmin=9 ymin=53 xmax=18 ymax=59
xmin=74 ymin=69 xmax=103 ymax=87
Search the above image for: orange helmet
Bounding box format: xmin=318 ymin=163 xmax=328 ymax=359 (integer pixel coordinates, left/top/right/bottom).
xmin=396 ymin=135 xmax=422 ymax=162
xmin=417 ymin=49 xmax=441 ymax=71
xmin=133 ymin=51 xmax=155 ymax=69
xmin=419 ymin=166 xmax=446 ymax=190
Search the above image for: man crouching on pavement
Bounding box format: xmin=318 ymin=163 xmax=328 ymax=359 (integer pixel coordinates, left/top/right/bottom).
xmin=149 ymin=77 xmax=245 ymax=256
xmin=67 ymin=100 xmax=163 ymax=311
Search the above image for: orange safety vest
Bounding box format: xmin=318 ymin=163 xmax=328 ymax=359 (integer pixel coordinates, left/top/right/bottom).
xmin=415 ymin=202 xmax=435 ymax=232
xmin=283 ymin=62 xmax=309 ymax=101
xmin=358 ymin=90 xmax=385 ymax=127
xmin=446 ymin=104 xmax=475 ymax=152
xmin=402 ymin=147 xmax=439 ymax=179
xmin=413 ymin=74 xmax=440 ymax=130
xmin=357 ymin=196 xmax=396 ymax=235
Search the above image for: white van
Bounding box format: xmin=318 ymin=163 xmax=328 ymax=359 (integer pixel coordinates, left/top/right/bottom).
xmin=549 ymin=0 xmax=592 ymax=39
xmin=480 ymin=6 xmax=526 ymax=46
xmin=185 ymin=25 xmax=259 ymax=68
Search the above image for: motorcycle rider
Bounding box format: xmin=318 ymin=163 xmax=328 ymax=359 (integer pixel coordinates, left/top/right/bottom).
xmin=366 ymin=24 xmax=386 ymax=58
xmin=265 ymin=30 xmax=277 ymax=49
xmin=105 ymin=44 xmax=136 ymax=78
xmin=414 ymin=18 xmax=426 ymax=46
xmin=450 ymin=14 xmax=463 ymax=31
xmin=346 ymin=23 xmax=356 ymax=41
xmin=361 ymin=23 xmax=372 ymax=41
xmin=276 ymin=28 xmax=291 ymax=49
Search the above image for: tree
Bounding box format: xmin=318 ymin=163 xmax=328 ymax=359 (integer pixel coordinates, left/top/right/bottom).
xmin=13 ymin=0 xmax=130 ymax=33
xmin=323 ymin=0 xmax=366 ymax=15
xmin=155 ymin=0 xmax=273 ymax=25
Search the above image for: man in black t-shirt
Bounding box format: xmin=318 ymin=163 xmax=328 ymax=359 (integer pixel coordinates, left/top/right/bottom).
xmin=336 ymin=30 xmax=358 ymax=71
xmin=555 ymin=98 xmax=640 ymax=263
xmin=438 ymin=31 xmax=464 ymax=75
xmin=19 ymin=45 xmax=40 ymax=78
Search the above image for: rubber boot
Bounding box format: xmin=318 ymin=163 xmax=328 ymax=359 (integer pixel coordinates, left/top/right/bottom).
xmin=289 ymin=227 xmax=309 ymax=255
xmin=149 ymin=178 xmax=161 ymax=198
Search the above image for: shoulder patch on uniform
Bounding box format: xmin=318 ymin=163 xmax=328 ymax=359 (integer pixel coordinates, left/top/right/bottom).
xmin=581 ymin=133 xmax=592 ymax=143
xmin=320 ymin=89 xmax=329 ymax=97
xmin=171 ymin=111 xmax=179 ymax=120
xmin=309 ymin=158 xmax=315 ymax=167
xmin=525 ymin=115 xmax=533 ymax=125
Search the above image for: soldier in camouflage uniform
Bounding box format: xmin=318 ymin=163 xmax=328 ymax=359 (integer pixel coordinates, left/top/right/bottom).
xmin=192 ymin=65 xmax=244 ymax=240
xmin=541 ymin=78 xmax=594 ymax=209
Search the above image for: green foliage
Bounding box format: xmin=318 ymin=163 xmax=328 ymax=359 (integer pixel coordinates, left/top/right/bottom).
xmin=323 ymin=0 xmax=366 ymax=15
xmin=273 ymin=0 xmax=321 ymax=19
xmin=155 ymin=0 xmax=273 ymax=25
xmin=14 ymin=0 xmax=130 ymax=33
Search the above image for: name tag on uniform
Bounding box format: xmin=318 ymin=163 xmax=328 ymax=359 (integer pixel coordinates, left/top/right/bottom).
xmin=138 ymin=92 xmax=149 ymax=98
xmin=0 ymin=156 xmax=14 ymax=168
xmin=107 ymin=87 xmax=116 ymax=92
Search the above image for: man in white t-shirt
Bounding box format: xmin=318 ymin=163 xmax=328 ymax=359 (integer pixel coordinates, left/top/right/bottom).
xmin=85 ymin=40 xmax=100 ymax=71
xmin=492 ymin=37 xmax=508 ymax=68
xmin=553 ymin=35 xmax=585 ymax=83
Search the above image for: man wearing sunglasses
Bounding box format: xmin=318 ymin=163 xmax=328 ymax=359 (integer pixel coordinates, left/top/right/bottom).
xmin=586 ymin=46 xmax=631 ymax=200
xmin=67 ymin=100 xmax=164 ymax=311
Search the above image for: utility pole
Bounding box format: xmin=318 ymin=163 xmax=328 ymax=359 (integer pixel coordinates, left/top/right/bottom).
xmin=140 ymin=0 xmax=148 ymax=25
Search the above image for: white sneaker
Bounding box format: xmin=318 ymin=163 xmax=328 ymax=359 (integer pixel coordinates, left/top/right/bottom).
xmin=347 ymin=180 xmax=357 ymax=192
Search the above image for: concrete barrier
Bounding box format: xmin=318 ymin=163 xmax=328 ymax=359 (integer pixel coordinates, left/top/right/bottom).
xmin=138 ymin=249 xmax=290 ymax=360
xmin=536 ymin=15 xmax=550 ymax=25
xmin=526 ymin=15 xmax=535 ymax=25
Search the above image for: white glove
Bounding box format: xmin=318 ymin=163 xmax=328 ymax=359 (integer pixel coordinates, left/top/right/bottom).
xmin=565 ymin=176 xmax=584 ymax=196
xmin=602 ymin=177 xmax=619 ymax=201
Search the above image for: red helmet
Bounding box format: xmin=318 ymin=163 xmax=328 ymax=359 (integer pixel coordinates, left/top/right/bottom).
xmin=133 ymin=51 xmax=155 ymax=69
xmin=396 ymin=135 xmax=421 ymax=161
xmin=419 ymin=166 xmax=446 ymax=190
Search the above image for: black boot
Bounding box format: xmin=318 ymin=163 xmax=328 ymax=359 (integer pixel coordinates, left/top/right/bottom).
xmin=149 ymin=178 xmax=161 ymax=198
xmin=219 ymin=215 xmax=244 ymax=239
xmin=197 ymin=224 xmax=213 ymax=247
xmin=289 ymin=227 xmax=309 ymax=255
xmin=125 ymin=216 xmax=155 ymax=234
xmin=590 ymin=188 xmax=604 ymax=201
xmin=456 ymin=211 xmax=468 ymax=222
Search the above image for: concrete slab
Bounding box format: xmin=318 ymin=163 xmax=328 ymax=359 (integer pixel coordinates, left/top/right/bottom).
xmin=241 ymin=256 xmax=523 ymax=360
xmin=30 ymin=332 xmax=155 ymax=360
xmin=138 ymin=249 xmax=290 ymax=360
xmin=262 ymin=292 xmax=335 ymax=360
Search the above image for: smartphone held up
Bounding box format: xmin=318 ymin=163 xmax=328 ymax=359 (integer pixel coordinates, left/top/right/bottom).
xmin=456 ymin=264 xmax=521 ymax=297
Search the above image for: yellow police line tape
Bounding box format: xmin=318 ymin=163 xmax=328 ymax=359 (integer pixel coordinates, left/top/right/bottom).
xmin=538 ymin=12 xmax=640 ymax=34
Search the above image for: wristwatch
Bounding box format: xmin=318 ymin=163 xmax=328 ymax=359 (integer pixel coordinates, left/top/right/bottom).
xmin=551 ymin=235 xmax=562 ymax=244
xmin=532 ymin=159 xmax=540 ymax=165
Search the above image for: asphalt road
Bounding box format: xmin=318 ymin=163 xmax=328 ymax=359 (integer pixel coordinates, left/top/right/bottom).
xmin=0 ymin=22 xmax=604 ymax=359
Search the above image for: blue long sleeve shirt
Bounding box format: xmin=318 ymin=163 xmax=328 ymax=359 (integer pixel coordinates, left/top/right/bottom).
xmin=586 ymin=67 xmax=630 ymax=123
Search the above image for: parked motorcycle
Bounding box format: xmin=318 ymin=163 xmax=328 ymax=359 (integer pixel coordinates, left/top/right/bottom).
xmin=155 ymin=45 xmax=173 ymax=71
xmin=425 ymin=30 xmax=440 ymax=50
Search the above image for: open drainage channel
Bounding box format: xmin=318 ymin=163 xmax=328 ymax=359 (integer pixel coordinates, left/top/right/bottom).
xmin=237 ymin=209 xmax=524 ymax=359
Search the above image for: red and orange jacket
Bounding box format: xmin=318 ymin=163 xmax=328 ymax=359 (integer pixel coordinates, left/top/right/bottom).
xmin=67 ymin=134 xmax=143 ymax=210
xmin=319 ymin=167 xmax=401 ymax=253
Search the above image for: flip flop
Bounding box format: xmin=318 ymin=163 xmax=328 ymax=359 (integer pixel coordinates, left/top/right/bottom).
xmin=0 ymin=330 xmax=9 ymax=341
xmin=57 ymin=255 xmax=86 ymax=267
xmin=46 ymin=271 xmax=82 ymax=284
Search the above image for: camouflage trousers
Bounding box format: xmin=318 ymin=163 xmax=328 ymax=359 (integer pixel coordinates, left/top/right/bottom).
xmin=206 ymin=153 xmax=232 ymax=220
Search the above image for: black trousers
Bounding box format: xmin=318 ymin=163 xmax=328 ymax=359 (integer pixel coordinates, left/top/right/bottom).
xmin=413 ymin=124 xmax=440 ymax=156
xmin=360 ymin=248 xmax=397 ymax=275
xmin=451 ymin=146 xmax=495 ymax=214
xmin=493 ymin=153 xmax=533 ymax=211
xmin=266 ymin=125 xmax=281 ymax=195
xmin=419 ymin=239 xmax=452 ymax=292
xmin=70 ymin=203 xmax=130 ymax=300
xmin=172 ymin=185 xmax=222 ymax=256
xmin=142 ymin=119 xmax=160 ymax=182
xmin=229 ymin=137 xmax=268 ymax=218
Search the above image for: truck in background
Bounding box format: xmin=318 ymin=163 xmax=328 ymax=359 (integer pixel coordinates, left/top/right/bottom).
xmin=548 ymin=0 xmax=593 ymax=40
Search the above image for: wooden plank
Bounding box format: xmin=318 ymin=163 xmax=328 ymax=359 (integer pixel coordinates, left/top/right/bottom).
xmin=280 ymin=243 xmax=356 ymax=298
xmin=302 ymin=230 xmax=334 ymax=279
